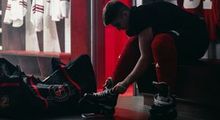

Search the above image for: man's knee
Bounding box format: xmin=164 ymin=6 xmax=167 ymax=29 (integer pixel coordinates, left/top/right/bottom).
xmin=151 ymin=33 xmax=175 ymax=52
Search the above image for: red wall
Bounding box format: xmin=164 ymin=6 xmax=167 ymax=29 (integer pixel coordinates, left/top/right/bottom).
xmin=70 ymin=0 xmax=132 ymax=89
xmin=104 ymin=0 xmax=132 ymax=84
xmin=71 ymin=0 xmax=90 ymax=60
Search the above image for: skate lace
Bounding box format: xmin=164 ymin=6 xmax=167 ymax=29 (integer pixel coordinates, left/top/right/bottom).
xmin=103 ymin=78 xmax=114 ymax=90
xmin=93 ymin=89 xmax=113 ymax=97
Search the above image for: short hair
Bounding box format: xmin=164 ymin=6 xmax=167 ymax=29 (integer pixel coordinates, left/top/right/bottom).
xmin=102 ymin=0 xmax=129 ymax=26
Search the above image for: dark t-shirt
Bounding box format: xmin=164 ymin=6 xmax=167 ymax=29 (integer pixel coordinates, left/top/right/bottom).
xmin=126 ymin=2 xmax=209 ymax=59
xmin=126 ymin=2 xmax=205 ymax=39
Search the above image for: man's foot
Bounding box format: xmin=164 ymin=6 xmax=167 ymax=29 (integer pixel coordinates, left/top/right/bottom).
xmin=152 ymin=81 xmax=170 ymax=97
xmin=79 ymin=89 xmax=117 ymax=114
xmin=82 ymin=88 xmax=118 ymax=106
xmin=149 ymin=82 xmax=177 ymax=120
xmin=79 ymin=78 xmax=118 ymax=118
xmin=149 ymin=94 xmax=177 ymax=120
xmin=81 ymin=112 xmax=114 ymax=119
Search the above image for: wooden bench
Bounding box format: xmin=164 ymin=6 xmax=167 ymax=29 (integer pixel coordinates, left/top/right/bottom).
xmin=135 ymin=59 xmax=220 ymax=119
xmin=134 ymin=59 xmax=220 ymax=107
xmin=175 ymin=59 xmax=220 ymax=106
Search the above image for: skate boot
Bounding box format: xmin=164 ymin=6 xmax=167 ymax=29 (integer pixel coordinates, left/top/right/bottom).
xmin=149 ymin=82 xmax=177 ymax=120
xmin=79 ymin=78 xmax=118 ymax=118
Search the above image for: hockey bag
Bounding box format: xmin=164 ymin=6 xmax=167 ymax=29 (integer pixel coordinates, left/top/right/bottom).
xmin=0 ymin=55 xmax=97 ymax=117
xmin=0 ymin=58 xmax=29 ymax=117
xmin=23 ymin=55 xmax=97 ymax=113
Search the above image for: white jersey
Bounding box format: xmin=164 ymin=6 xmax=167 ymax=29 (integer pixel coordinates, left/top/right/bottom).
xmin=3 ymin=0 xmax=27 ymax=28
xmin=49 ymin=0 xmax=70 ymax=21
xmin=30 ymin=0 xmax=44 ymax=32
xmin=30 ymin=0 xmax=70 ymax=31
xmin=43 ymin=0 xmax=61 ymax=52
xmin=26 ymin=0 xmax=40 ymax=51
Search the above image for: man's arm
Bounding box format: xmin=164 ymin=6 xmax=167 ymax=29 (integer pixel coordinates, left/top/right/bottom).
xmin=113 ymin=27 xmax=154 ymax=93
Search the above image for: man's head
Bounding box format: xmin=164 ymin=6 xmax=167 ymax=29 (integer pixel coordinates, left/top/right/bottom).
xmin=103 ymin=0 xmax=130 ymax=30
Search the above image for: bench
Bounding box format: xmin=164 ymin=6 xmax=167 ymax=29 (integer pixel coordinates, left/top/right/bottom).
xmin=175 ymin=59 xmax=220 ymax=106
xmin=134 ymin=59 xmax=220 ymax=107
xmin=135 ymin=59 xmax=220 ymax=119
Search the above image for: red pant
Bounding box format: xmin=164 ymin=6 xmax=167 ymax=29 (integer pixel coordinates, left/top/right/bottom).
xmin=111 ymin=33 xmax=177 ymax=93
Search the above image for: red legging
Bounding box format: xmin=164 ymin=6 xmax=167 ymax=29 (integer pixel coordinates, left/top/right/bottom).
xmin=151 ymin=33 xmax=177 ymax=91
xmin=111 ymin=33 xmax=177 ymax=92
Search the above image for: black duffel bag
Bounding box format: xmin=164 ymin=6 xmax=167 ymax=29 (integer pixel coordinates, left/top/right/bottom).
xmin=0 ymin=55 xmax=97 ymax=118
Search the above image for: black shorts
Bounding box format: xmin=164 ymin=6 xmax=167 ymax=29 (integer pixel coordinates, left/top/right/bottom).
xmin=172 ymin=19 xmax=209 ymax=62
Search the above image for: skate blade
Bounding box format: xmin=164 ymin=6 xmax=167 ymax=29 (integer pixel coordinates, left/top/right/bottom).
xmin=81 ymin=113 xmax=113 ymax=119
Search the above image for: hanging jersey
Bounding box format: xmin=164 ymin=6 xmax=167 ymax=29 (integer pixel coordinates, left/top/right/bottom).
xmin=3 ymin=0 xmax=13 ymax=25
xmin=60 ymin=0 xmax=70 ymax=18
xmin=49 ymin=0 xmax=70 ymax=21
xmin=3 ymin=0 xmax=27 ymax=28
xmin=178 ymin=0 xmax=220 ymax=40
xmin=26 ymin=0 xmax=40 ymax=51
xmin=30 ymin=0 xmax=44 ymax=32
xmin=43 ymin=0 xmax=61 ymax=52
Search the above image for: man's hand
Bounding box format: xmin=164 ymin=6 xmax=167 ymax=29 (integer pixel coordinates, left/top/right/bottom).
xmin=112 ymin=81 xmax=128 ymax=94
xmin=103 ymin=77 xmax=114 ymax=90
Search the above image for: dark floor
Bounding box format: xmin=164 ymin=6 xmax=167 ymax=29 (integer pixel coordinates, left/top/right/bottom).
xmin=0 ymin=96 xmax=147 ymax=120
xmin=0 ymin=96 xmax=218 ymax=120
xmin=143 ymin=94 xmax=219 ymax=120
